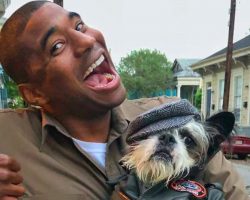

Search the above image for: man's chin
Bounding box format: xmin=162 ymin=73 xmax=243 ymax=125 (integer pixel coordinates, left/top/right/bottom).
xmin=99 ymin=87 xmax=126 ymax=109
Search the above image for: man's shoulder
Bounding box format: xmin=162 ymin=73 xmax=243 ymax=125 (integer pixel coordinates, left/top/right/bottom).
xmin=0 ymin=107 xmax=40 ymax=114
xmin=0 ymin=107 xmax=41 ymax=123
xmin=120 ymin=96 xmax=180 ymax=121
xmin=0 ymin=107 xmax=42 ymax=140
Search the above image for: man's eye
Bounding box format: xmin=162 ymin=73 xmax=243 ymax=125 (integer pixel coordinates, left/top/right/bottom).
xmin=50 ymin=42 xmax=63 ymax=54
xmin=76 ymin=22 xmax=84 ymax=31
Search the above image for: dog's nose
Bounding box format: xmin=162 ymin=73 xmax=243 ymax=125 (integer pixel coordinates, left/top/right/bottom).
xmin=159 ymin=134 xmax=176 ymax=145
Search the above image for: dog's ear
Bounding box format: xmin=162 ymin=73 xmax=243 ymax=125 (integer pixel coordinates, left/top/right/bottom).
xmin=205 ymin=112 xmax=235 ymax=160
xmin=206 ymin=111 xmax=235 ymax=138
xmin=187 ymin=112 xmax=235 ymax=178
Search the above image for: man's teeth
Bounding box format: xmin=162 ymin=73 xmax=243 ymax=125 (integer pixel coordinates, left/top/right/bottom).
xmin=95 ymin=55 xmax=104 ymax=66
xmin=104 ymin=73 xmax=114 ymax=81
xmin=83 ymin=55 xmax=105 ymax=79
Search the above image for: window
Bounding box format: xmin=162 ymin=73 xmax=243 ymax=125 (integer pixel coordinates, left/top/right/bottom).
xmin=218 ymin=79 xmax=224 ymax=110
xmin=206 ymin=82 xmax=212 ymax=118
xmin=234 ymin=76 xmax=242 ymax=122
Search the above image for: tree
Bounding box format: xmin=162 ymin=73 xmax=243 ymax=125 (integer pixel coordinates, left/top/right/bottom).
xmin=2 ymin=72 xmax=26 ymax=108
xmin=118 ymin=49 xmax=173 ymax=99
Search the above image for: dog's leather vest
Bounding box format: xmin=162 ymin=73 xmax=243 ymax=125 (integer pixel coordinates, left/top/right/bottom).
xmin=111 ymin=173 xmax=225 ymax=200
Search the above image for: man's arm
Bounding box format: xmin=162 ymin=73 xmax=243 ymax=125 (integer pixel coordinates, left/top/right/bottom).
xmin=203 ymin=151 xmax=249 ymax=200
xmin=0 ymin=154 xmax=25 ymax=200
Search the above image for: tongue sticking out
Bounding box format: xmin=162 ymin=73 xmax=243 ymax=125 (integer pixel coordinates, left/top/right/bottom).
xmin=84 ymin=73 xmax=114 ymax=87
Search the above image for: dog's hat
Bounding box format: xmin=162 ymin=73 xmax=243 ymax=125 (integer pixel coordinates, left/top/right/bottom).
xmin=126 ymin=99 xmax=201 ymax=145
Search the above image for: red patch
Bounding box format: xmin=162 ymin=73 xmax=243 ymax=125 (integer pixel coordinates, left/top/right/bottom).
xmin=170 ymin=179 xmax=207 ymax=198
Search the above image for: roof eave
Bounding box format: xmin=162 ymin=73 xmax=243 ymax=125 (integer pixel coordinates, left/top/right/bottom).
xmin=191 ymin=46 xmax=250 ymax=70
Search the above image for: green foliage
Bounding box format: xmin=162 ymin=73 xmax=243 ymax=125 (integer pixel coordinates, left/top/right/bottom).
xmin=194 ymin=88 xmax=202 ymax=110
xmin=2 ymin=72 xmax=26 ymax=108
xmin=118 ymin=49 xmax=173 ymax=99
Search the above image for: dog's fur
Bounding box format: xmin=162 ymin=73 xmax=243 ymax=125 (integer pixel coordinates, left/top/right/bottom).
xmin=121 ymin=119 xmax=225 ymax=185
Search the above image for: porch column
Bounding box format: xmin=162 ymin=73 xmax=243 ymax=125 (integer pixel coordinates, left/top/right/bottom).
xmin=0 ymin=79 xmax=3 ymax=89
xmin=177 ymin=84 xmax=182 ymax=98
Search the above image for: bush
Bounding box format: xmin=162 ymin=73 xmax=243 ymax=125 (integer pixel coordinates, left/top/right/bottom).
xmin=194 ymin=88 xmax=202 ymax=110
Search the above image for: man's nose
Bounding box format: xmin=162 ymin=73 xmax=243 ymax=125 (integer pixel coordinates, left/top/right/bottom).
xmin=69 ymin=30 xmax=96 ymax=57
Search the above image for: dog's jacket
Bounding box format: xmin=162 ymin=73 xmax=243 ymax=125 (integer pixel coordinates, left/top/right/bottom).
xmin=112 ymin=172 xmax=224 ymax=200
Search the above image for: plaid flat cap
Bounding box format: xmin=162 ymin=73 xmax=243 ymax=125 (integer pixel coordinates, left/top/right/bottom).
xmin=126 ymin=99 xmax=201 ymax=145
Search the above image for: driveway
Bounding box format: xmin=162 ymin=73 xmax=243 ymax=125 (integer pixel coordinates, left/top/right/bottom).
xmin=229 ymin=156 xmax=250 ymax=195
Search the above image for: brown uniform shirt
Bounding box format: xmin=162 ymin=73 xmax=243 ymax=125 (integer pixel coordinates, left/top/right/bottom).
xmin=0 ymin=105 xmax=129 ymax=200
xmin=0 ymin=97 xmax=248 ymax=200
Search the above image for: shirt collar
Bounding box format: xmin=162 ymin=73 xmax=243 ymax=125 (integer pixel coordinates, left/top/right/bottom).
xmin=40 ymin=105 xmax=129 ymax=148
xmin=108 ymin=105 xmax=129 ymax=145
xmin=40 ymin=111 xmax=72 ymax=149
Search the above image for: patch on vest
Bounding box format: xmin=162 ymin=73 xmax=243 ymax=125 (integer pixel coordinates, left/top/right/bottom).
xmin=170 ymin=179 xmax=207 ymax=198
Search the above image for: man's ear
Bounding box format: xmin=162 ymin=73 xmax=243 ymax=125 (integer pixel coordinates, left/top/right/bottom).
xmin=18 ymin=84 xmax=49 ymax=106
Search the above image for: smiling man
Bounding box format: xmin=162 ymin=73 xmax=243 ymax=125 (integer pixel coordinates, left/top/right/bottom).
xmin=0 ymin=1 xmax=248 ymax=200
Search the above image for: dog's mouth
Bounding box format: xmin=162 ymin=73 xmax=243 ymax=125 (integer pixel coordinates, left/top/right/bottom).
xmin=151 ymin=149 xmax=173 ymax=162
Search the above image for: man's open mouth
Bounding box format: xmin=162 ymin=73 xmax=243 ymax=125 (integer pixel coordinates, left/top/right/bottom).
xmin=83 ymin=54 xmax=117 ymax=88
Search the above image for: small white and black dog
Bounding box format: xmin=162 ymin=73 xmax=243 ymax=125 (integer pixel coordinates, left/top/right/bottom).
xmin=118 ymin=99 xmax=234 ymax=199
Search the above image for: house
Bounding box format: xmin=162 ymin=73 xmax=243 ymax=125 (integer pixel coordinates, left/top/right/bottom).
xmin=172 ymin=59 xmax=201 ymax=104
xmin=0 ymin=68 xmax=7 ymax=108
xmin=0 ymin=17 xmax=8 ymax=108
xmin=191 ymin=35 xmax=250 ymax=130
xmin=0 ymin=0 xmax=10 ymax=18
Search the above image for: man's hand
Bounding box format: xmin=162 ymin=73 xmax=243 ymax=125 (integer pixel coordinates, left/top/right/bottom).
xmin=0 ymin=154 xmax=25 ymax=200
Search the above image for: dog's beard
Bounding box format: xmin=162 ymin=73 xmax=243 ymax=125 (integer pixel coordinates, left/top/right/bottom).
xmin=121 ymin=121 xmax=210 ymax=185
xmin=121 ymin=136 xmax=195 ymax=185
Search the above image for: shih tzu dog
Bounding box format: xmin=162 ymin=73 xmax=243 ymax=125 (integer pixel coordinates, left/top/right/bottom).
xmin=117 ymin=99 xmax=235 ymax=200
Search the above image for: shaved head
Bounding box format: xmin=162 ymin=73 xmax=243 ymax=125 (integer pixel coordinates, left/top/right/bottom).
xmin=0 ymin=1 xmax=50 ymax=84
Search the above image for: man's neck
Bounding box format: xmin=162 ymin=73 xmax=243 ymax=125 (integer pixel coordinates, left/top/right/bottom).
xmin=53 ymin=111 xmax=111 ymax=143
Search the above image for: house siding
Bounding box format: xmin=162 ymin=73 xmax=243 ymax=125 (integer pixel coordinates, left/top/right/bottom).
xmin=192 ymin=35 xmax=250 ymax=133
xmin=200 ymin=63 xmax=250 ymax=127
xmin=243 ymin=67 xmax=250 ymax=125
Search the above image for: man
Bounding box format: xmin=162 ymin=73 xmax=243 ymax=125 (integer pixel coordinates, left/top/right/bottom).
xmin=0 ymin=1 xmax=248 ymax=200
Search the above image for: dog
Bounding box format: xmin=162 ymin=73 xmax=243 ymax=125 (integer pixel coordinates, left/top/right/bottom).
xmin=117 ymin=99 xmax=235 ymax=200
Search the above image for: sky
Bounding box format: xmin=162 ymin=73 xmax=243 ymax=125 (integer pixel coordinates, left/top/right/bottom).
xmin=3 ymin=0 xmax=250 ymax=65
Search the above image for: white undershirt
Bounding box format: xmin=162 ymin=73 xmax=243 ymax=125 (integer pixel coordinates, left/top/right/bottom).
xmin=73 ymin=138 xmax=107 ymax=168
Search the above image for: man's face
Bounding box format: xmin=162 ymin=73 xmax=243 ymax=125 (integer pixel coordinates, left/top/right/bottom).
xmin=21 ymin=3 xmax=126 ymax=116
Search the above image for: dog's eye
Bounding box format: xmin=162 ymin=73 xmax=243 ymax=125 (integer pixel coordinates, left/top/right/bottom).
xmin=183 ymin=136 xmax=195 ymax=146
